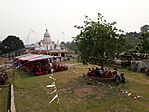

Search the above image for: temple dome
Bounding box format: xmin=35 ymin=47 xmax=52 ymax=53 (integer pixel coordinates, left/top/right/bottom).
xmin=44 ymin=29 xmax=50 ymax=37
xmin=43 ymin=29 xmax=52 ymax=44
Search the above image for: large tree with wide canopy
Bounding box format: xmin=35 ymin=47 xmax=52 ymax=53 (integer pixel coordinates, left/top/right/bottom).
xmin=74 ymin=13 xmax=125 ymax=68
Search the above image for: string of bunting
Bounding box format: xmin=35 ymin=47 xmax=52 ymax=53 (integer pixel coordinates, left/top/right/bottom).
xmin=72 ymin=66 xmax=148 ymax=102
xmin=95 ymin=80 xmax=149 ymax=101
xmin=13 ymin=56 xmax=60 ymax=105
xmin=46 ymin=69 xmax=60 ymax=105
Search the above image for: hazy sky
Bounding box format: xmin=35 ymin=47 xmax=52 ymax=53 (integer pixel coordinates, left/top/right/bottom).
xmin=0 ymin=0 xmax=149 ymax=44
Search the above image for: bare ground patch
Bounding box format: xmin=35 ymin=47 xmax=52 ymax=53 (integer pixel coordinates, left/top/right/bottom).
xmin=74 ymin=86 xmax=110 ymax=99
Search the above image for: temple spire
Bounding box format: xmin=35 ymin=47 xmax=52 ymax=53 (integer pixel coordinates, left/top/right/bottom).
xmin=46 ymin=28 xmax=48 ymax=32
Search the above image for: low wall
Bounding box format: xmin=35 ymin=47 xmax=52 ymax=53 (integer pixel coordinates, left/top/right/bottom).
xmin=10 ymin=84 xmax=16 ymax=112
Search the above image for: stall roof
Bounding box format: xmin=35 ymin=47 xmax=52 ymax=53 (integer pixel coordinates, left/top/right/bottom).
xmin=28 ymin=55 xmax=50 ymax=61
xmin=15 ymin=53 xmax=32 ymax=59
xmin=17 ymin=54 xmax=42 ymax=61
xmin=15 ymin=54 xmax=61 ymax=61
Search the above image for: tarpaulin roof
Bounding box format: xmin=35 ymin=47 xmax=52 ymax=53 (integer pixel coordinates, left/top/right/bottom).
xmin=15 ymin=54 xmax=60 ymax=62
xmin=15 ymin=53 xmax=32 ymax=59
xmin=17 ymin=54 xmax=42 ymax=61
xmin=28 ymin=55 xmax=50 ymax=61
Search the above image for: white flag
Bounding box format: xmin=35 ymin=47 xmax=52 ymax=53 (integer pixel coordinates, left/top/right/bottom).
xmin=50 ymin=89 xmax=57 ymax=94
xmin=46 ymin=84 xmax=55 ymax=88
xmin=49 ymin=76 xmax=53 ymax=79
xmin=48 ymin=94 xmax=58 ymax=104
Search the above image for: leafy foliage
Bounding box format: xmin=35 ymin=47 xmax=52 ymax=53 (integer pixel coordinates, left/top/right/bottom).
xmin=60 ymin=41 xmax=78 ymax=53
xmin=124 ymin=32 xmax=140 ymax=53
xmin=136 ymin=32 xmax=149 ymax=53
xmin=124 ymin=25 xmax=149 ymax=54
xmin=66 ymin=41 xmax=77 ymax=53
xmin=1 ymin=35 xmax=25 ymax=53
xmin=74 ymin=13 xmax=125 ymax=67
xmin=0 ymin=41 xmax=2 ymax=55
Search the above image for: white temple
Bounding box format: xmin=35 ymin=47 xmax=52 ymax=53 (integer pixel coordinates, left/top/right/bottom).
xmin=35 ymin=29 xmax=61 ymax=51
xmin=31 ymin=29 xmax=67 ymax=57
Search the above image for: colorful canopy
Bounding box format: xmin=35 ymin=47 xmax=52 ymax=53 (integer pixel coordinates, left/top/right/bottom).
xmin=28 ymin=55 xmax=50 ymax=61
xmin=15 ymin=54 xmax=59 ymax=62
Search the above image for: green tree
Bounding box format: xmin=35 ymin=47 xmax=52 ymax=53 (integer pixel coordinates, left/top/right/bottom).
xmin=124 ymin=32 xmax=140 ymax=53
xmin=136 ymin=32 xmax=149 ymax=53
xmin=65 ymin=41 xmax=77 ymax=53
xmin=74 ymin=13 xmax=125 ymax=68
xmin=1 ymin=35 xmax=25 ymax=53
xmin=0 ymin=41 xmax=3 ymax=55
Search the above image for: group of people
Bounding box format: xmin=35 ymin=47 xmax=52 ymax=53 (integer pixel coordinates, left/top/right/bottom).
xmin=52 ymin=64 xmax=68 ymax=72
xmin=21 ymin=63 xmax=48 ymax=76
xmin=87 ymin=67 xmax=126 ymax=84
xmin=87 ymin=67 xmax=113 ymax=78
xmin=21 ymin=61 xmax=68 ymax=76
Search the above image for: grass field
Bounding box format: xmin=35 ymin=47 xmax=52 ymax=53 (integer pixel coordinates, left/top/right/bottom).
xmin=9 ymin=62 xmax=149 ymax=112
xmin=0 ymin=86 xmax=9 ymax=112
xmin=0 ymin=58 xmax=9 ymax=112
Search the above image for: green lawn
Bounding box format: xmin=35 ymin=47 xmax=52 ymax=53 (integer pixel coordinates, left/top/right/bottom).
xmin=12 ymin=63 xmax=149 ymax=112
xmin=0 ymin=86 xmax=9 ymax=112
xmin=0 ymin=58 xmax=10 ymax=112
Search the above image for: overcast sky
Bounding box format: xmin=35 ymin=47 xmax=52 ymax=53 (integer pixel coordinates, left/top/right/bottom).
xmin=0 ymin=0 xmax=149 ymax=44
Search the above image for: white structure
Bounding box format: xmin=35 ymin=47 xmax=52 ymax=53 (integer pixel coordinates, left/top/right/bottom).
xmin=29 ymin=28 xmax=69 ymax=57
xmin=131 ymin=60 xmax=149 ymax=72
xmin=35 ymin=29 xmax=61 ymax=51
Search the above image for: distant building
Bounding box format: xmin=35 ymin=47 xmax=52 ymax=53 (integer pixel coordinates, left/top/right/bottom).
xmin=140 ymin=25 xmax=149 ymax=32
xmin=26 ymin=29 xmax=71 ymax=57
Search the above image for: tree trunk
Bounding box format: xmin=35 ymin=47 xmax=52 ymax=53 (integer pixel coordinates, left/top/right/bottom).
xmin=100 ymin=59 xmax=104 ymax=70
xmin=100 ymin=49 xmax=105 ymax=70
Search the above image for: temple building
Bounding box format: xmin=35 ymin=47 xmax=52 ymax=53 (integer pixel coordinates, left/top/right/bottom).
xmin=28 ymin=29 xmax=69 ymax=57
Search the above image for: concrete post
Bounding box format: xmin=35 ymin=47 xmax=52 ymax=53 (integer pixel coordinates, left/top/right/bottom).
xmin=10 ymin=85 xmax=16 ymax=112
